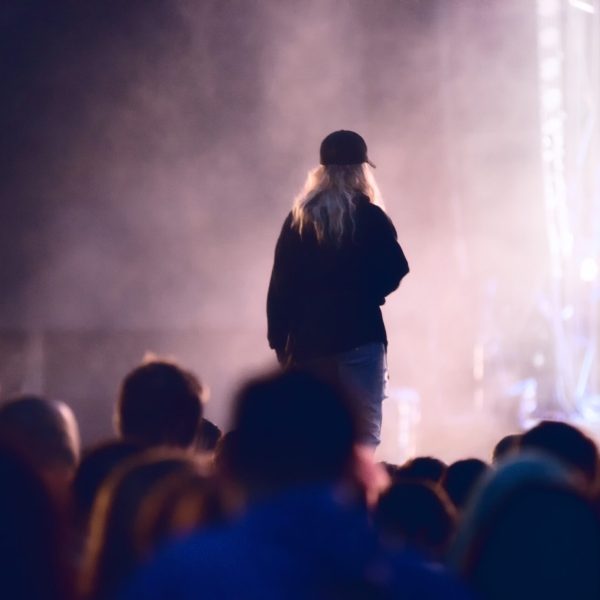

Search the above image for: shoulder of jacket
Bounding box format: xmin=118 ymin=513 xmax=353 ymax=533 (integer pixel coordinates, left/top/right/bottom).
xmin=356 ymin=198 xmax=388 ymax=221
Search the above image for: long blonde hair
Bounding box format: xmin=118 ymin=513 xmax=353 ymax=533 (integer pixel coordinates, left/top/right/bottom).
xmin=291 ymin=163 xmax=384 ymax=244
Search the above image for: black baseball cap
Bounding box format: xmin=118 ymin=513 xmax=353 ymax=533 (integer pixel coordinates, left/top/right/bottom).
xmin=319 ymin=130 xmax=376 ymax=167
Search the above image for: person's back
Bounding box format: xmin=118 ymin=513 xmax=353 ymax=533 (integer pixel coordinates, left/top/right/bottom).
xmin=82 ymin=450 xmax=207 ymax=600
xmin=269 ymin=194 xmax=407 ymax=364
xmin=72 ymin=439 xmax=142 ymax=527
xmin=122 ymin=484 xmax=469 ymax=600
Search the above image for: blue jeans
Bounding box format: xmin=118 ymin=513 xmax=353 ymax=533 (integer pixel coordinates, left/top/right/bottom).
xmin=303 ymin=343 xmax=388 ymax=446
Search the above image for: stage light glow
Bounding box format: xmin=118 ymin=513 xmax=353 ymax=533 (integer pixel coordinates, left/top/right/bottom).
xmin=539 ymin=0 xmax=561 ymax=17
xmin=539 ymin=26 xmax=561 ymax=47
xmin=536 ymin=0 xmax=600 ymax=423
xmin=580 ymin=257 xmax=599 ymax=282
xmin=569 ymin=0 xmax=596 ymax=14
xmin=542 ymin=87 xmax=563 ymax=110
xmin=533 ymin=352 xmax=546 ymax=368
xmin=540 ymin=57 xmax=561 ymax=81
xmin=561 ymin=305 xmax=574 ymax=320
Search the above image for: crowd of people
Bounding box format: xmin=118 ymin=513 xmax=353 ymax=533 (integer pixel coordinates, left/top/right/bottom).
xmin=2 ymin=359 xmax=600 ymax=599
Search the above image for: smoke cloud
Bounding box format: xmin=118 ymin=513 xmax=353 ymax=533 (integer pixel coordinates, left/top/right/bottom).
xmin=0 ymin=0 xmax=546 ymax=459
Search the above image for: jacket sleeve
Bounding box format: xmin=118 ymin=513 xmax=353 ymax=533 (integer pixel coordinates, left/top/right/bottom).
xmin=267 ymin=214 xmax=297 ymax=353
xmin=362 ymin=205 xmax=409 ymax=301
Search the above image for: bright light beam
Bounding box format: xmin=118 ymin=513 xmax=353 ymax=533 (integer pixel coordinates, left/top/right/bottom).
xmin=569 ymin=0 xmax=596 ymax=14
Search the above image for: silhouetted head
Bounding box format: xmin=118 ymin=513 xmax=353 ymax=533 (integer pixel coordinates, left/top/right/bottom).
xmin=196 ymin=417 xmax=222 ymax=452
xmin=443 ymin=458 xmax=490 ymax=511
xmin=375 ymin=480 xmax=456 ymax=559
xmin=73 ymin=439 xmax=142 ymax=524
xmin=116 ymin=361 xmax=203 ymax=448
xmin=520 ymin=421 xmax=598 ymax=485
xmin=492 ymin=433 xmax=520 ymax=464
xmin=455 ymin=456 xmax=600 ymax=600
xmin=83 ymin=450 xmax=202 ymax=600
xmin=450 ymin=454 xmax=572 ymax=566
xmin=226 ymin=369 xmax=358 ymax=496
xmin=395 ymin=456 xmax=447 ymax=485
xmin=0 ymin=395 xmax=80 ymax=490
xmin=0 ymin=441 xmax=74 ymax=600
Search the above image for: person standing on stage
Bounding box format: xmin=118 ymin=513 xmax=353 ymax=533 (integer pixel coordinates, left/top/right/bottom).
xmin=267 ymin=130 xmax=409 ymax=446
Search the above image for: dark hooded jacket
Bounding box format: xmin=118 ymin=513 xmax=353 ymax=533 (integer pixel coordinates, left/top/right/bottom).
xmin=267 ymin=194 xmax=409 ymax=362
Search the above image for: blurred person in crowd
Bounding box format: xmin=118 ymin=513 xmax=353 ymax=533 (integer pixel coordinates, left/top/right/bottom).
xmin=375 ymin=480 xmax=457 ymax=561
xmin=381 ymin=461 xmax=401 ymax=480
xmin=81 ymin=450 xmax=208 ymax=600
xmin=73 ymin=439 xmax=142 ymax=529
xmin=214 ymin=429 xmax=238 ymax=473
xmin=491 ymin=433 xmax=520 ymax=464
xmin=195 ymin=417 xmax=222 ymax=452
xmin=135 ymin=467 xmax=223 ymax=553
xmin=120 ymin=370 xmax=471 ymax=599
xmin=442 ymin=458 xmax=490 ymax=512
xmin=520 ymin=420 xmax=598 ymax=487
xmin=394 ymin=456 xmax=447 ymax=485
xmin=213 ymin=429 xmax=246 ymax=514
xmin=72 ymin=439 xmax=143 ymax=569
xmin=450 ymin=455 xmax=600 ymax=600
xmin=0 ymin=394 xmax=80 ymax=500
xmin=267 ymin=131 xmax=409 ymax=447
xmin=115 ymin=360 xmax=203 ymax=449
xmin=449 ymin=454 xmax=570 ymax=565
xmin=0 ymin=440 xmax=75 ymax=600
